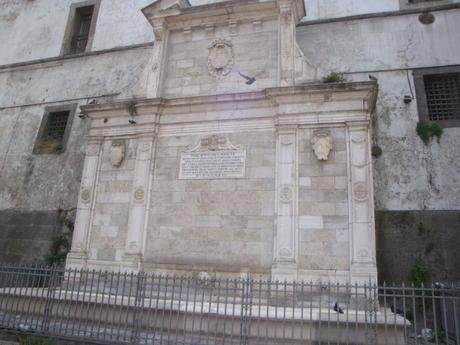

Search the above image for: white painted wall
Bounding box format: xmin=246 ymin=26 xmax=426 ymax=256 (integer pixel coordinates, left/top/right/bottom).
xmin=304 ymin=0 xmax=398 ymax=21
xmin=0 ymin=0 xmax=154 ymax=65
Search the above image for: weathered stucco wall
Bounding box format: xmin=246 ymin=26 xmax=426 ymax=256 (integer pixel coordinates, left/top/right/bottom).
xmin=0 ymin=210 xmax=62 ymax=263
xmin=297 ymin=8 xmax=460 ymax=210
xmin=0 ymin=47 xmax=152 ymax=211
xmin=376 ymin=210 xmax=460 ymax=283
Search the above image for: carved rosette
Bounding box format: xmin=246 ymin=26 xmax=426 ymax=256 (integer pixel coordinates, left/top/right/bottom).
xmin=357 ymin=248 xmax=370 ymax=259
xmin=279 ymin=247 xmax=293 ymax=258
xmin=80 ymin=188 xmax=91 ymax=204
xmin=312 ymin=130 xmax=333 ymax=161
xmin=139 ymin=142 xmax=151 ymax=153
xmin=353 ymin=182 xmax=369 ymax=201
xmin=279 ymin=185 xmax=293 ymax=203
xmin=74 ymin=242 xmax=83 ymax=251
xmin=134 ymin=188 xmax=145 ymax=202
xmin=207 ymin=39 xmax=234 ymax=80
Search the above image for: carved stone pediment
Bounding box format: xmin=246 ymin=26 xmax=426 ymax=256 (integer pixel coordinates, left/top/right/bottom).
xmin=142 ymin=0 xmax=191 ymax=18
xmin=185 ymin=135 xmax=242 ymax=152
xmin=312 ymin=130 xmax=333 ymax=161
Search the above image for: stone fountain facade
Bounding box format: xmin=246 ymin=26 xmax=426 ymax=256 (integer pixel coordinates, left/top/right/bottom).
xmin=67 ymin=0 xmax=378 ymax=284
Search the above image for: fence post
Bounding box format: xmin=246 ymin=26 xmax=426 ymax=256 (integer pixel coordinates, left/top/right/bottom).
xmin=41 ymin=265 xmax=58 ymax=332
xmin=131 ymin=271 xmax=145 ymax=345
xmin=365 ymin=281 xmax=378 ymax=345
xmin=240 ymin=277 xmax=252 ymax=345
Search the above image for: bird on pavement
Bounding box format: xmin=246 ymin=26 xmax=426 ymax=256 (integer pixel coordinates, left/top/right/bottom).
xmin=333 ymin=302 xmax=344 ymax=314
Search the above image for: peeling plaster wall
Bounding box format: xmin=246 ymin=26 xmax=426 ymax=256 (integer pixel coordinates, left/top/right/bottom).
xmin=0 ymin=47 xmax=152 ymax=211
xmin=297 ymin=8 xmax=460 ymax=211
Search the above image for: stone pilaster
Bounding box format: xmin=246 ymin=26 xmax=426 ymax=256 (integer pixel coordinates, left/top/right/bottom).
xmin=121 ymin=134 xmax=155 ymax=271
xmin=272 ymin=126 xmax=298 ymax=281
xmin=348 ymin=123 xmax=378 ymax=283
xmin=147 ymin=18 xmax=168 ymax=98
xmin=278 ymin=0 xmax=297 ymax=87
xmin=66 ymin=137 xmax=103 ymax=269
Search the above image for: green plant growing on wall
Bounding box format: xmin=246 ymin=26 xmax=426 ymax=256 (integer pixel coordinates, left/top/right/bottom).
xmin=371 ymin=145 xmax=383 ymax=158
xmin=18 ymin=337 xmax=56 ymax=345
xmin=410 ymin=259 xmax=431 ymax=288
xmin=322 ymin=72 xmax=347 ymax=83
xmin=45 ymin=234 xmax=71 ymax=266
xmin=44 ymin=209 xmax=74 ymax=266
xmin=34 ymin=137 xmax=64 ymax=154
xmin=416 ymin=121 xmax=443 ymax=145
xmin=126 ymin=101 xmax=138 ymax=117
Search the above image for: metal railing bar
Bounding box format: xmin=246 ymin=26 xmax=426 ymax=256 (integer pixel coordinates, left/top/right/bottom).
xmin=1 ymin=265 xmax=460 ymax=345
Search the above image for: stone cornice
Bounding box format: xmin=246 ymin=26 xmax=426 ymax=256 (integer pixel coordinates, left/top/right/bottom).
xmin=81 ymin=81 xmax=377 ymax=116
xmin=82 ymin=82 xmax=377 ymax=137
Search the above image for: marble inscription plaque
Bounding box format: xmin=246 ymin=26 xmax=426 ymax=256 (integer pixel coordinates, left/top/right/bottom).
xmin=179 ymin=150 xmax=246 ymax=179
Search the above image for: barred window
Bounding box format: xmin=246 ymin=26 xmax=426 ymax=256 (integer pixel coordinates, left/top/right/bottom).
xmin=400 ymin=0 xmax=451 ymax=10
xmin=33 ymin=105 xmax=77 ymax=155
xmin=424 ymin=74 xmax=460 ymax=122
xmin=44 ymin=111 xmax=70 ymax=140
xmin=414 ymin=67 xmax=460 ymax=127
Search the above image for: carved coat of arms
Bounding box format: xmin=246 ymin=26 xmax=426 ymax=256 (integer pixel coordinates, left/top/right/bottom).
xmin=207 ymin=39 xmax=234 ymax=80
xmin=312 ymin=131 xmax=333 ymax=161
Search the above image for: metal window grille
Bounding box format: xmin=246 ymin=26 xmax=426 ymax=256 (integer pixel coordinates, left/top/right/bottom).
xmin=424 ymin=73 xmax=460 ymax=122
xmin=44 ymin=111 xmax=70 ymax=140
xmin=0 ymin=264 xmax=459 ymax=345
xmin=70 ymin=35 xmax=89 ymax=54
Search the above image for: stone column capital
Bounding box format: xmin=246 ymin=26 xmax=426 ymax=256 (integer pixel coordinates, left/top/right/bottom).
xmin=85 ymin=136 xmax=104 ymax=156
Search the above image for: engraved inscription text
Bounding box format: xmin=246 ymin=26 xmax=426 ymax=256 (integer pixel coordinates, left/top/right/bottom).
xmin=179 ymin=150 xmax=246 ymax=179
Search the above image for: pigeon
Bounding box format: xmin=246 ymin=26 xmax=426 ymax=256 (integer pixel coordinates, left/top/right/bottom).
xmin=390 ymin=305 xmax=404 ymax=316
xmin=129 ymin=119 xmax=137 ymax=125
xmin=238 ymin=72 xmax=257 ymax=85
xmin=333 ymin=302 xmax=344 ymax=314
xmin=88 ymin=99 xmax=98 ymax=105
xmin=369 ymin=74 xmax=378 ymax=81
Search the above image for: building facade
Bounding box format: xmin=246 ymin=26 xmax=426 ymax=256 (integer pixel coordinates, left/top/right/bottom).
xmin=0 ymin=0 xmax=459 ymax=283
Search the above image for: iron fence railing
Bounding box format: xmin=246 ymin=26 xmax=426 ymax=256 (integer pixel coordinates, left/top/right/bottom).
xmin=0 ymin=264 xmax=459 ymax=345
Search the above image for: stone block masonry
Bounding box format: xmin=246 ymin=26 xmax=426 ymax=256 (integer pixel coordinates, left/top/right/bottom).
xmin=145 ymin=132 xmax=276 ymax=274
xmin=66 ymin=0 xmax=379 ymax=284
